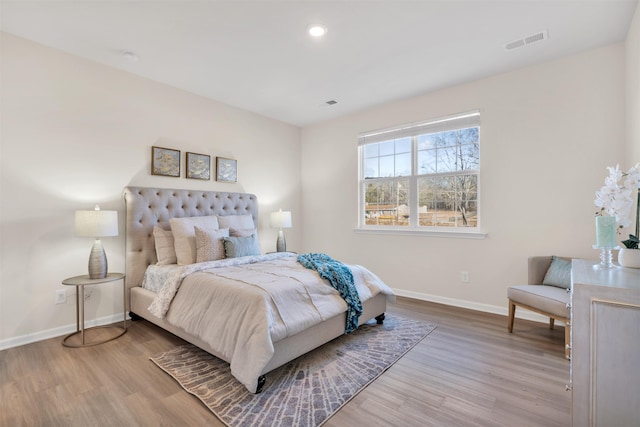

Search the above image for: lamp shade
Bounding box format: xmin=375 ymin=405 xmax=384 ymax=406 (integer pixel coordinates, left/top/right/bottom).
xmin=270 ymin=210 xmax=292 ymax=229
xmin=75 ymin=208 xmax=118 ymax=237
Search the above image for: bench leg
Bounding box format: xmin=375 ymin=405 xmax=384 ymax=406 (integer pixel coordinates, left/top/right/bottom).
xmin=508 ymin=301 xmax=515 ymax=333
xmin=549 ymin=318 xmax=555 ymax=330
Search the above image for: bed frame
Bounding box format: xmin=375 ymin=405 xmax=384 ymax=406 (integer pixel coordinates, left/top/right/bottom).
xmin=123 ymin=186 xmax=387 ymax=392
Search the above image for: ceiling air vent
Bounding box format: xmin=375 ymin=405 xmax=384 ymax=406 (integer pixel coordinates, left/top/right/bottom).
xmin=505 ymin=30 xmax=548 ymax=51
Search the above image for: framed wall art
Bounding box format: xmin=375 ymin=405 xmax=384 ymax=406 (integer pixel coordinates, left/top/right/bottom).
xmin=216 ymin=157 xmax=237 ymax=183
xmin=151 ymin=146 xmax=180 ymax=177
xmin=186 ymin=152 xmax=211 ymax=180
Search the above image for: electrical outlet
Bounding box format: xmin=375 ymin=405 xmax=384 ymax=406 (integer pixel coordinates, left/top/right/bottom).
xmin=55 ymin=289 xmax=66 ymax=304
xmin=461 ymin=271 xmax=470 ymax=283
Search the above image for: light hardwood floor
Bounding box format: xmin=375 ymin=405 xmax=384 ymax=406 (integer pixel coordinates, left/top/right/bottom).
xmin=0 ymin=297 xmax=570 ymax=426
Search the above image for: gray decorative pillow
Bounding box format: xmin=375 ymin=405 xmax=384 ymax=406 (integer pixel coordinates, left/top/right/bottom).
xmin=194 ymin=227 xmax=229 ymax=263
xmin=223 ymin=234 xmax=261 ymax=258
xmin=542 ymin=256 xmax=572 ymax=289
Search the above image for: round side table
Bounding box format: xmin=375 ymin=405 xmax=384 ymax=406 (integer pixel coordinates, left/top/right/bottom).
xmin=61 ymin=272 xmax=127 ymax=347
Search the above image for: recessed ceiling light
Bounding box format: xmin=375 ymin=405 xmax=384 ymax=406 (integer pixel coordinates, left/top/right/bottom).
xmin=308 ymin=25 xmax=327 ymax=38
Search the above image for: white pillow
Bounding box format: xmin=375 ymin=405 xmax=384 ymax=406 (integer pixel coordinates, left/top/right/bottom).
xmin=217 ymin=214 xmax=255 ymax=230
xmin=153 ymin=226 xmax=177 ymax=265
xmin=169 ymin=215 xmax=220 ymax=265
xmin=195 ymin=226 xmax=229 ymax=263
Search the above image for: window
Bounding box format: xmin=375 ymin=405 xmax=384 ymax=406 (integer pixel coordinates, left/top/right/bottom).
xmin=358 ymin=111 xmax=480 ymax=233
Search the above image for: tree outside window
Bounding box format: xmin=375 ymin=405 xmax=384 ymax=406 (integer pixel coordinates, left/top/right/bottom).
xmin=359 ymin=111 xmax=480 ymax=231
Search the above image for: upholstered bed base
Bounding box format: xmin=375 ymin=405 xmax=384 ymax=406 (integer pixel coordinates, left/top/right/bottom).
xmin=123 ymin=186 xmax=387 ymax=390
xmin=130 ymin=286 xmax=387 ymax=375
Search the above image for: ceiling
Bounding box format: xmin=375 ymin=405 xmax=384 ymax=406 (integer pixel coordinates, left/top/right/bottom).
xmin=1 ymin=0 xmax=638 ymax=127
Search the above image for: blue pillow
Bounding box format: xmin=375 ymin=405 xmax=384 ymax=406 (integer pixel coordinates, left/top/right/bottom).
xmin=223 ymin=234 xmax=260 ymax=258
xmin=542 ymin=256 xmax=572 ymax=289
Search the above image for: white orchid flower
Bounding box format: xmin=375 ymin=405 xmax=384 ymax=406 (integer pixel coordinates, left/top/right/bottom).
xmin=595 ymin=164 xmax=640 ymax=230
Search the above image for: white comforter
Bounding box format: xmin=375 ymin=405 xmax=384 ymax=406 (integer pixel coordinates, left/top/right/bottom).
xmin=143 ymin=253 xmax=394 ymax=392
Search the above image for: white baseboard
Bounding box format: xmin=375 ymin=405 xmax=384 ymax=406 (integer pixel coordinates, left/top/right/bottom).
xmin=1 ymin=289 xmax=561 ymax=351
xmin=0 ymin=312 xmax=128 ymax=351
xmin=392 ymin=288 xmax=561 ymax=325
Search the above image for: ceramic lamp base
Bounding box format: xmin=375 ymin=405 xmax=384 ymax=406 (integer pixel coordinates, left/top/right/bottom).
xmin=88 ymin=238 xmax=108 ymax=279
xmin=276 ymin=229 xmax=287 ymax=252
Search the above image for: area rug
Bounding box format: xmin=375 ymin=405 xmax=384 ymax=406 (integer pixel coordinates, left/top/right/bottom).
xmin=150 ymin=315 xmax=436 ymax=427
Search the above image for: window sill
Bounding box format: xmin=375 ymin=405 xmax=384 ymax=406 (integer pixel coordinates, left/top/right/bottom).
xmin=353 ymin=227 xmax=487 ymax=239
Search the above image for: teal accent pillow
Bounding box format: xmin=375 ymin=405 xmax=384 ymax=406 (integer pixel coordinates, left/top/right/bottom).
xmin=542 ymin=256 xmax=572 ymax=289
xmin=223 ymin=234 xmax=260 ymax=258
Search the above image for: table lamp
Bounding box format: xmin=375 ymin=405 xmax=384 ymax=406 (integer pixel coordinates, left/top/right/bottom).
xmin=270 ymin=209 xmax=292 ymax=252
xmin=75 ymin=205 xmax=118 ymax=279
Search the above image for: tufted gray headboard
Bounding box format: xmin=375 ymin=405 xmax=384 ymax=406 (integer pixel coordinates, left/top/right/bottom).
xmin=122 ymin=186 xmax=258 ymax=291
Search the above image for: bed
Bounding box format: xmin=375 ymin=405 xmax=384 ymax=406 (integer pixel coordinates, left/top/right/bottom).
xmin=123 ymin=186 xmax=393 ymax=393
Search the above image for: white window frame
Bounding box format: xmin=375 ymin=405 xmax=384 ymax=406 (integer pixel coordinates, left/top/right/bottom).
xmin=357 ymin=110 xmax=486 ymax=239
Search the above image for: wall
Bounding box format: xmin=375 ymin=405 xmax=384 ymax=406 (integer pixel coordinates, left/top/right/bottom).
xmin=628 ymin=3 xmax=640 ymax=164
xmin=1 ymin=18 xmax=635 ymax=348
xmin=0 ymin=33 xmax=301 ymax=348
xmin=301 ymin=44 xmax=626 ymax=316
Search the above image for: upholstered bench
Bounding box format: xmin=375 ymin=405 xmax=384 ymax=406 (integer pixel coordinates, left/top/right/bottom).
xmin=507 ymin=256 xmax=572 ymax=359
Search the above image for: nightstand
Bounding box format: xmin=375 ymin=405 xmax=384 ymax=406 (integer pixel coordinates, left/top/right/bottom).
xmin=61 ymin=272 xmax=127 ymax=347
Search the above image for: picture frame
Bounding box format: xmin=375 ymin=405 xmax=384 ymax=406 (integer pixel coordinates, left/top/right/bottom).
xmin=186 ymin=152 xmax=211 ymax=180
xmin=216 ymin=157 xmax=237 ymax=183
xmin=151 ymin=146 xmax=180 ymax=177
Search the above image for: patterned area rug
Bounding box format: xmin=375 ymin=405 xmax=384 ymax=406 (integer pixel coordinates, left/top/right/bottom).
xmin=150 ymin=315 xmax=436 ymax=427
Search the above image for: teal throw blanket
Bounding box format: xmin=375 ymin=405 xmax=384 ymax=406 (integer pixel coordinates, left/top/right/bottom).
xmin=297 ymin=253 xmax=363 ymax=334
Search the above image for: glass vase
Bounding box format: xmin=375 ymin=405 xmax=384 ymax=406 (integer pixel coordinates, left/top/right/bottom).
xmin=595 ymin=216 xmax=616 ymax=248
xmin=594 ymin=216 xmax=618 ymax=269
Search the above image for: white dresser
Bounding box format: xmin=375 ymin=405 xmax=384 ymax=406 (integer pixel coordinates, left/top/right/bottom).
xmin=571 ymin=259 xmax=640 ymax=426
